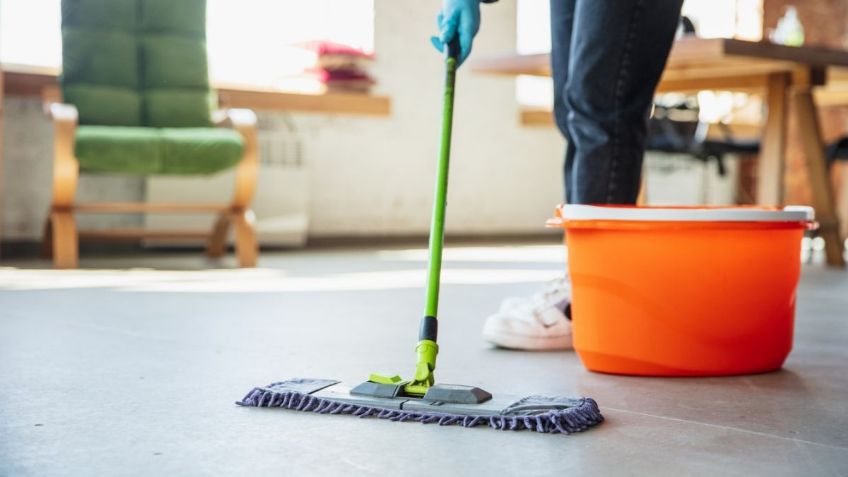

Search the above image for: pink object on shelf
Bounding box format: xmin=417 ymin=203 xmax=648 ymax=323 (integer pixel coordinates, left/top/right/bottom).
xmin=297 ymin=40 xmax=375 ymax=59
xmin=306 ymin=68 xmax=374 ymax=83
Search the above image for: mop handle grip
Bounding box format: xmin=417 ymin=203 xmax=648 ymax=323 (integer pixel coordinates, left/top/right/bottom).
xmin=419 ymin=315 xmax=438 ymax=341
xmin=445 ymin=37 xmax=461 ymax=61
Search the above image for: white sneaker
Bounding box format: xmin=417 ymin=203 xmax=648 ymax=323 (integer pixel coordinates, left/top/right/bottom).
xmin=482 ymin=277 xmax=573 ymax=351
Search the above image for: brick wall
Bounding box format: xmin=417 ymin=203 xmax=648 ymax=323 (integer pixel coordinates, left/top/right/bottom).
xmin=763 ymin=0 xmax=848 ymax=209
xmin=763 ymin=0 xmax=847 ymax=48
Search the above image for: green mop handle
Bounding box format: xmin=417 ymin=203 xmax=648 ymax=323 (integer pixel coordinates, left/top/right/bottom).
xmin=409 ymin=38 xmax=460 ymax=392
xmin=421 ymin=39 xmax=459 ymax=341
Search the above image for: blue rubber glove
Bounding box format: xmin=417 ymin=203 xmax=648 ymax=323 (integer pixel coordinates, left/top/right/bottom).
xmin=430 ymin=0 xmax=482 ymax=66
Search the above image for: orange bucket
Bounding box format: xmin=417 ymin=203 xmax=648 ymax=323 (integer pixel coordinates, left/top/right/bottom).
xmin=548 ymin=205 xmax=815 ymax=376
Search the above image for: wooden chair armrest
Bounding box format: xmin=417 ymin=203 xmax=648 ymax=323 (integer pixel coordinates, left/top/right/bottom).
xmin=41 ymin=87 xmax=80 ymax=208
xmin=46 ymin=102 xmax=80 ymax=124
xmin=46 ymin=102 xmax=80 ymax=208
xmin=214 ymin=108 xmax=258 ymax=209
xmin=42 ymin=84 xmax=63 ymax=111
xmin=42 ymin=84 xmax=78 ymax=124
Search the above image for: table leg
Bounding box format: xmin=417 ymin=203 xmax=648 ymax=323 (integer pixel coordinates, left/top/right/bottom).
xmin=792 ymin=90 xmax=845 ymax=267
xmin=757 ymin=73 xmax=789 ymax=206
xmin=637 ymin=175 xmax=647 ymax=205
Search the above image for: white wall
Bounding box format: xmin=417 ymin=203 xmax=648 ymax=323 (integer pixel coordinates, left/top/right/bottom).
xmin=301 ymin=0 xmax=564 ymax=236
xmin=1 ymin=97 xmax=147 ymax=240
xmin=1 ymin=0 xmax=565 ymax=241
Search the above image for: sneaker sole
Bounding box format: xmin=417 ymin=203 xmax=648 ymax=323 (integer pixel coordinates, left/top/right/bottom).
xmin=482 ymin=328 xmax=573 ymax=351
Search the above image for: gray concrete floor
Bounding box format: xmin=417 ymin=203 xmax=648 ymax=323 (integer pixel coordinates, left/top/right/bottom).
xmin=0 ymin=243 xmax=847 ymax=477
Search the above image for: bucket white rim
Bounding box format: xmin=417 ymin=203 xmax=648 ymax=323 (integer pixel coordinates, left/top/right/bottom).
xmin=557 ymin=205 xmax=815 ymax=222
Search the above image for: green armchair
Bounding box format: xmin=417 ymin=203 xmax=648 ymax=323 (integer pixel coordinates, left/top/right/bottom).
xmin=43 ymin=0 xmax=259 ymax=268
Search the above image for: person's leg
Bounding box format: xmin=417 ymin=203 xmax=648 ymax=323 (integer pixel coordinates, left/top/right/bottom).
xmin=482 ymin=0 xmax=682 ymax=350
xmin=549 ymin=0 xmax=577 ymax=203
xmin=480 ymin=0 xmax=577 ymax=350
xmin=565 ymin=0 xmax=683 ymax=204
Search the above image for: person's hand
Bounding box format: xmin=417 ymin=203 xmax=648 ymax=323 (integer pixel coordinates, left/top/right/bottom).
xmin=430 ymin=0 xmax=481 ymax=66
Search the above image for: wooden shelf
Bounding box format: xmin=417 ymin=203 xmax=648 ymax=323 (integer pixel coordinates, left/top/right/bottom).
xmin=1 ymin=63 xmax=60 ymax=96
xmin=519 ymin=108 xmax=555 ymax=127
xmin=1 ymin=63 xmax=391 ymax=116
xmin=217 ymin=86 xmax=390 ymax=116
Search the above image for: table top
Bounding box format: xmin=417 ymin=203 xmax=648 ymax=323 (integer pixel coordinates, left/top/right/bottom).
xmin=471 ymin=38 xmax=848 ymax=92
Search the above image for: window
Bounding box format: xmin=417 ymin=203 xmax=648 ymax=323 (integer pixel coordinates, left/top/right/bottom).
xmin=681 ymin=0 xmax=762 ymax=41
xmin=515 ymin=0 xmax=551 ymax=108
xmin=0 ymin=0 xmax=374 ymax=91
xmin=0 ymin=0 xmax=62 ymax=68
xmin=206 ymin=0 xmax=374 ymax=91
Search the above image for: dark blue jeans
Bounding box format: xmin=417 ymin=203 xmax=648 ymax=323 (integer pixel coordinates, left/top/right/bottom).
xmin=551 ymin=0 xmax=683 ymax=204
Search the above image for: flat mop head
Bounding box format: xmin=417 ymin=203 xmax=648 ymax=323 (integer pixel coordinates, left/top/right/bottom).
xmin=237 ymin=378 xmax=603 ymax=434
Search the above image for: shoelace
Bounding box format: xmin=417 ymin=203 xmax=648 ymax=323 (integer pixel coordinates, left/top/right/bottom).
xmin=530 ymin=277 xmax=571 ymax=326
xmin=537 ymin=277 xmax=570 ymax=302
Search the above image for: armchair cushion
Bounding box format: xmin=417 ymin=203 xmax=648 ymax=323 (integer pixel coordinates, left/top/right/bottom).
xmin=75 ymin=126 xmax=243 ymax=175
xmin=141 ymin=36 xmax=209 ymax=90
xmin=61 ymin=0 xmax=240 ymax=176
xmin=62 ymin=0 xmax=136 ymax=30
xmin=63 ymin=85 xmax=142 ymax=126
xmin=61 ymin=29 xmax=139 ymax=89
xmin=139 ymin=2 xmax=210 ymax=127
xmin=144 ymin=89 xmax=214 ymax=128
xmin=159 ymin=128 xmax=243 ymax=174
xmin=61 ymin=0 xmax=214 ymax=129
xmin=140 ymin=0 xmax=206 ymax=36
xmin=75 ymin=126 xmax=162 ymax=174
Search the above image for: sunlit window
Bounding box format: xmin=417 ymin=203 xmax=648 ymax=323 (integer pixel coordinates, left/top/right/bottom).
xmin=0 ymin=0 xmax=62 ymax=68
xmin=0 ymin=0 xmax=374 ymax=90
xmin=206 ymin=0 xmax=374 ymax=90
xmin=515 ymin=0 xmax=551 ymax=108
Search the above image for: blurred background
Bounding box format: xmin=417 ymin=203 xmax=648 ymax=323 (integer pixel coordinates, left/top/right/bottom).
xmin=1 ymin=0 xmax=847 ymax=263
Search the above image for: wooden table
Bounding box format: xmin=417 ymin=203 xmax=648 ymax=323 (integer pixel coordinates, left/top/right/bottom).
xmin=472 ymin=38 xmax=848 ymax=267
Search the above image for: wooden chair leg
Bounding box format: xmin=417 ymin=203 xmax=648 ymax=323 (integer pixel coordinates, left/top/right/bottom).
xmin=232 ymin=209 xmax=258 ymax=268
xmin=206 ymin=213 xmax=231 ymax=258
xmin=50 ymin=210 xmax=78 ymax=269
xmin=637 ymin=173 xmax=648 ymax=205
xmin=222 ymin=109 xmax=259 ymax=268
xmin=793 ymin=90 xmax=845 ymax=267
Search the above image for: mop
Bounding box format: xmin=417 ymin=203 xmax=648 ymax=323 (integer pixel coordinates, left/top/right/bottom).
xmin=237 ymin=40 xmax=603 ymax=434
